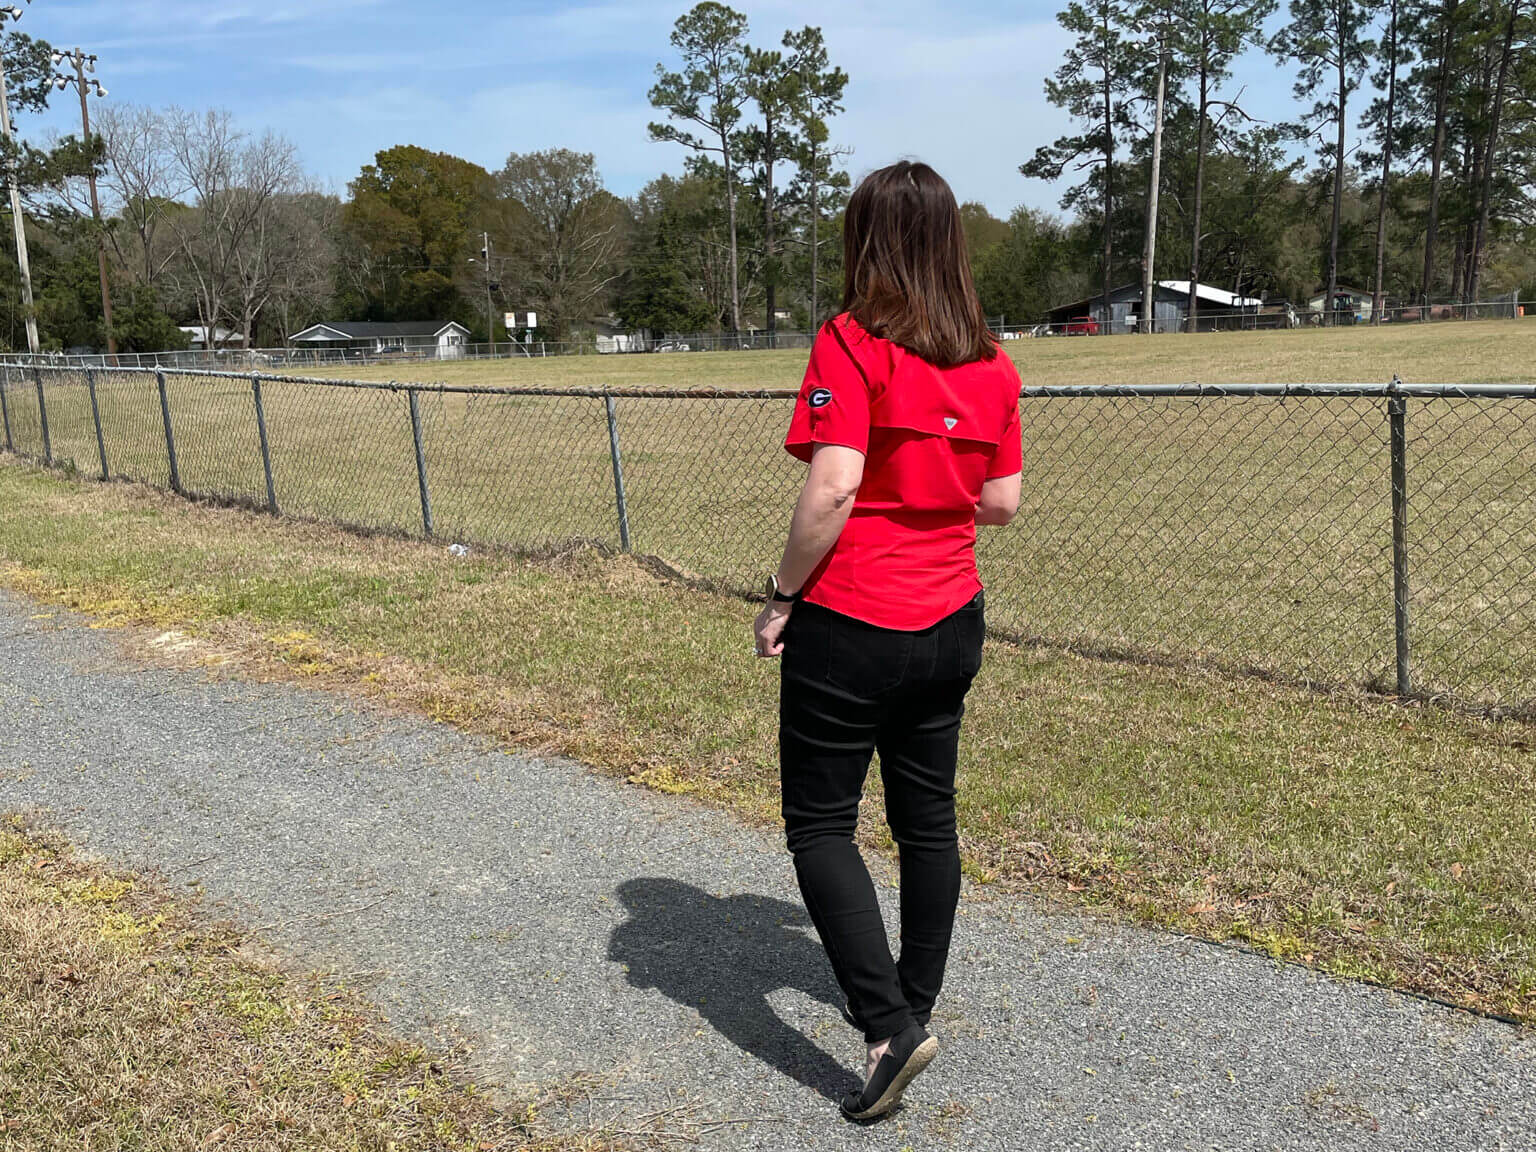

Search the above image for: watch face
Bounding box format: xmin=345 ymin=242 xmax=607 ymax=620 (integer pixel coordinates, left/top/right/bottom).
xmin=765 ymin=574 xmax=777 ymax=599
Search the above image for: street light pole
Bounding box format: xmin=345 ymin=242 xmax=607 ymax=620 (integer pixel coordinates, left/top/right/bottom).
xmin=0 ymin=1 xmax=39 ymax=355
xmin=55 ymin=48 xmax=113 ymax=357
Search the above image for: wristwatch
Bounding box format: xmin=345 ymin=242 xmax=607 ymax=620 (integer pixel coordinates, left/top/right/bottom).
xmin=766 ymin=573 xmax=803 ymax=604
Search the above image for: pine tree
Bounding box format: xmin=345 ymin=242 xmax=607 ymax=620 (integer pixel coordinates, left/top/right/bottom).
xmin=1271 ymin=0 xmax=1376 ymax=324
xmin=1022 ymin=0 xmax=1147 ymax=333
xmin=1172 ymin=0 xmax=1277 ymax=330
xmin=782 ymin=26 xmax=848 ymax=329
xmin=649 ymin=3 xmax=750 ymax=334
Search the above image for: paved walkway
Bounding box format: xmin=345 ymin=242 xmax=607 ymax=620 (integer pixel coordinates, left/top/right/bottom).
xmin=1 ymin=589 xmax=1532 ymax=1151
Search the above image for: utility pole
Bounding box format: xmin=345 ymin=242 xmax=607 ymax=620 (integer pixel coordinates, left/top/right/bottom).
xmin=482 ymin=231 xmax=494 ymax=356
xmin=54 ymin=48 xmax=112 ymax=357
xmin=1140 ymin=25 xmax=1168 ymax=336
xmin=468 ymin=233 xmax=501 ymax=357
xmin=0 ymin=1 xmax=39 ymax=355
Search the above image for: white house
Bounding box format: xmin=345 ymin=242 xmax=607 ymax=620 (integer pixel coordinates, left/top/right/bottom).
xmin=178 ymin=325 xmax=245 ymax=350
xmin=287 ymin=320 xmax=472 ymax=357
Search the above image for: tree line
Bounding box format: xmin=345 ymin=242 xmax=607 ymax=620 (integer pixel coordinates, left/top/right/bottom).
xmin=1011 ymin=0 xmax=1536 ymax=329
xmin=0 ymin=3 xmax=850 ymax=352
xmin=0 ymin=1 xmax=1532 ymax=353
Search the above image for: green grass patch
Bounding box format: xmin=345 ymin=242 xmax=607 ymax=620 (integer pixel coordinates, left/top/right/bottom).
xmin=1 ymin=458 xmax=1533 ymax=1026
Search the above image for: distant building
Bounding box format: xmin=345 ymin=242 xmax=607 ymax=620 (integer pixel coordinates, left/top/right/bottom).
xmin=287 ymin=321 xmax=472 ymax=357
xmin=1155 ymin=281 xmax=1265 ymax=327
xmin=1306 ymin=286 xmax=1374 ymax=324
xmin=178 ymin=325 xmax=245 ymax=350
xmin=1046 ymin=281 xmax=1262 ymax=334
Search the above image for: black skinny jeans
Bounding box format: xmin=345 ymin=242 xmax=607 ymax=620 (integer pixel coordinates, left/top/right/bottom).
xmin=779 ymin=593 xmax=984 ymax=1044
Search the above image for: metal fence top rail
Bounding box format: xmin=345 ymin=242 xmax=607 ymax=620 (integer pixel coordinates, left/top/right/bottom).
xmin=1021 ymin=381 xmax=1536 ymax=399
xmin=6 ymin=362 xmax=1536 ymax=401
xmin=0 ymin=363 xmax=802 ymax=400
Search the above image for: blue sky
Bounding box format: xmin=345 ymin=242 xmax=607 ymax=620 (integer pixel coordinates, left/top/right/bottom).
xmin=22 ymin=1 xmax=1315 ymax=218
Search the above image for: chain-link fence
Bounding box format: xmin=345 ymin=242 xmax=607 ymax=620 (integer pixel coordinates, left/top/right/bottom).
xmin=3 ymin=364 xmax=1533 ymax=717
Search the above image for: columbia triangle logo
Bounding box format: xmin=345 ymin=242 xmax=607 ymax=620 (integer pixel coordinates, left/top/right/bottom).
xmin=943 ymin=417 xmax=958 ymax=430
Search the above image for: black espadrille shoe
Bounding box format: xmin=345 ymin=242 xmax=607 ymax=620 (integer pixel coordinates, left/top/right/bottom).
xmin=839 ymin=1022 xmax=938 ymax=1122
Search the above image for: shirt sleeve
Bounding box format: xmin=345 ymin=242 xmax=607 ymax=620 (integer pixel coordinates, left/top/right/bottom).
xmin=784 ymin=323 xmax=872 ymax=462
xmin=987 ymin=385 xmax=1023 ymax=479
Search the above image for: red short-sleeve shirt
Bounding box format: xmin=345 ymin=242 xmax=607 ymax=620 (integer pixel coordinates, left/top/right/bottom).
xmin=784 ymin=313 xmax=1023 ymax=631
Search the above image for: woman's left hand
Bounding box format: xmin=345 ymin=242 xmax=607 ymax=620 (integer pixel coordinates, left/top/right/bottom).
xmin=754 ymin=601 xmax=793 ymax=658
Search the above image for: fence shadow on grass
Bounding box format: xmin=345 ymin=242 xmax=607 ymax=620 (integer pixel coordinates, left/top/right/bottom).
xmin=608 ymin=877 xmax=860 ymax=1102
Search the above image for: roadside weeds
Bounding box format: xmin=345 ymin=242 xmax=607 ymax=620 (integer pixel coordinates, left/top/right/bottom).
xmin=0 ymin=815 xmax=647 ymax=1152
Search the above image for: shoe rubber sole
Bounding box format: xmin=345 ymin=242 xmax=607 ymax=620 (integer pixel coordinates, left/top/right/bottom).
xmin=841 ymin=1035 xmax=939 ymax=1122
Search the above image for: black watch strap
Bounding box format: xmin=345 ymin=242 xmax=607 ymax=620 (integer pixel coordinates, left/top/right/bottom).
xmin=767 ymin=574 xmax=803 ymax=603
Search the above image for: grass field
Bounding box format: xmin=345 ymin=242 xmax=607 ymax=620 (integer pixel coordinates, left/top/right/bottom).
xmin=5 ymin=320 xmax=1535 ymax=711
xmin=324 ymin=316 xmax=1536 ymax=391
xmin=2 ymin=459 xmax=1533 ymax=1028
xmin=0 ymin=816 xmax=611 ymax=1150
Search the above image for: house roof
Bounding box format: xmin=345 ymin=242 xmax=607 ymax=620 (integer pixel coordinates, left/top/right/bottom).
xmin=1158 ymin=280 xmax=1262 ymax=308
xmin=289 ymin=321 xmax=470 ymax=342
xmin=1047 ymin=281 xmax=1259 ymax=317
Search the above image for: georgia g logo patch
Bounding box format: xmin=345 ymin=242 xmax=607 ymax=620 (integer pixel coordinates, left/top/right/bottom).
xmin=808 ymin=387 xmax=833 ymax=409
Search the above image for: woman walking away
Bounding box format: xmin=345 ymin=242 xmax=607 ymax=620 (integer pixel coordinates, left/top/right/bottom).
xmin=753 ymin=160 xmax=1023 ymax=1122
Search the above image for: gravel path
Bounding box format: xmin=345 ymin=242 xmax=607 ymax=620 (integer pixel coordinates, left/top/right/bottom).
xmin=2 ymin=589 xmax=1533 ymax=1151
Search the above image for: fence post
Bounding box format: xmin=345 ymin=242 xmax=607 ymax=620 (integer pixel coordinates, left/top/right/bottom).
xmin=1388 ymin=377 xmax=1411 ymax=698
xmin=407 ymin=386 xmax=433 ymax=537
xmin=85 ymin=368 xmax=109 ymax=480
xmin=0 ymin=366 xmax=12 ymax=451
xmin=31 ymin=366 xmax=52 ymax=465
xmin=251 ymin=373 xmax=278 ymax=515
xmin=155 ymin=368 xmax=182 ymax=494
xmin=604 ymin=393 xmax=631 ymax=552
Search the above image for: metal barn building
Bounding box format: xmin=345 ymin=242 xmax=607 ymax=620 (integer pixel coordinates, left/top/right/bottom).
xmin=1047 ymin=281 xmax=1262 ymax=334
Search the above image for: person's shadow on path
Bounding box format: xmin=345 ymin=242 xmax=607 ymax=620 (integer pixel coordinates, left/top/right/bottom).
xmin=608 ymin=877 xmax=862 ymax=1102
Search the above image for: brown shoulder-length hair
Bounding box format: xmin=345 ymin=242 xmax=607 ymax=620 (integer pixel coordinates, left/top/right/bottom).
xmin=841 ymin=161 xmax=997 ymax=368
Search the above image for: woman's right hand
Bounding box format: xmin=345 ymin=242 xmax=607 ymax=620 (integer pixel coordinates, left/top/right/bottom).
xmin=754 ymin=601 xmax=794 ymax=658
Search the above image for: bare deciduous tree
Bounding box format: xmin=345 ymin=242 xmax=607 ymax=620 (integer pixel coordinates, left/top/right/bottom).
xmin=93 ymin=104 xmax=184 ymax=290
xmin=162 ymin=108 xmax=302 ymax=346
xmin=266 ymin=191 xmax=339 ymax=345
xmin=498 ymin=148 xmax=625 ymax=339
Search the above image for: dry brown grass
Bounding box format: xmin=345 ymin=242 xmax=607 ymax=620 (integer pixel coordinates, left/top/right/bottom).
xmin=319 ymin=317 xmax=1536 ymax=390
xmin=0 ymin=815 xmax=632 ymax=1152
